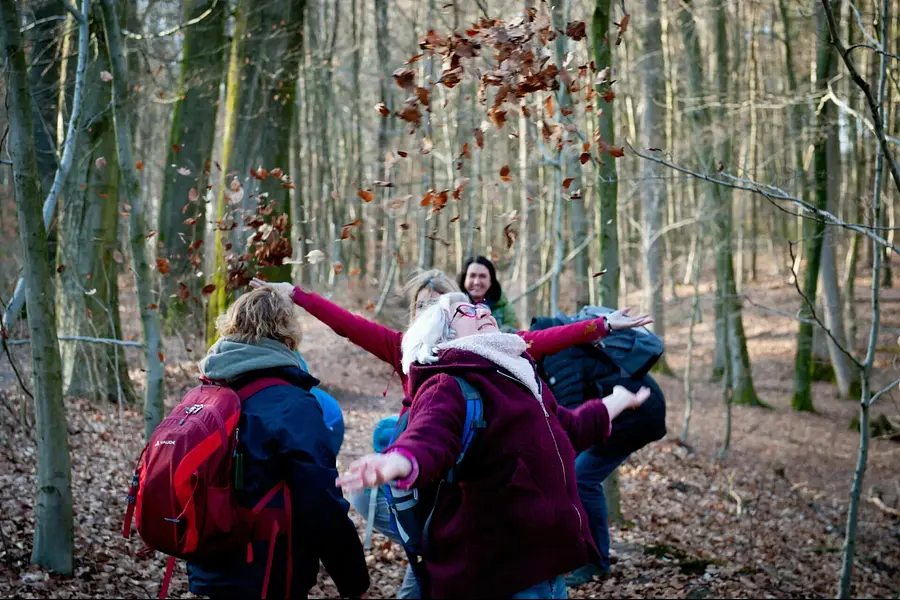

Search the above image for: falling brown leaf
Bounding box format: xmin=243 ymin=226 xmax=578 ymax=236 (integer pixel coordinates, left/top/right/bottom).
xmin=95 ymin=157 xmax=107 ymax=169
xmin=201 ymin=284 xmax=217 ymax=296
xmin=365 ymin=300 xmax=376 ymax=311
xmin=562 ymin=177 xmax=575 ymax=189
xmin=250 ymin=167 xmax=268 ymax=180
xmin=100 ymin=70 xmax=113 ymax=82
xmin=349 ymin=268 xmax=361 ymax=277
xmin=421 ymin=136 xmax=433 ymax=154
xmin=415 ymin=86 xmax=430 ymax=106
xmin=373 ymin=180 xmax=394 ymax=188
xmin=358 ymin=189 xmax=375 ymax=202
xmin=544 ymin=95 xmax=554 ymax=116
xmin=112 ymin=250 xmax=124 ymax=264
xmin=474 ymin=127 xmax=485 ymax=149
xmin=610 ymin=146 xmax=625 ymax=158
xmin=158 ymin=351 xmax=165 ymax=362
xmin=177 ymin=167 xmax=192 ymax=176
xmin=601 ymin=89 xmax=616 ymax=103
xmin=156 ymin=258 xmax=170 ymax=275
xmin=230 ymin=177 xmax=242 ymax=192
xmin=135 ymin=160 xmax=144 ymax=171
xmin=500 ymin=165 xmax=512 ymax=182
xmin=648 ymin=147 xmax=663 ymax=152
xmin=57 ymin=264 xmax=66 ymax=273
xmin=565 ymin=21 xmax=587 ymax=41
xmin=184 ymin=216 xmax=199 ymax=226
xmin=392 ymin=68 xmax=417 ymax=91
xmin=615 ymin=13 xmax=631 ymax=45
xmin=593 ymin=269 xmax=607 ymax=277
xmin=407 ymin=53 xmax=424 ymax=65
xmin=375 ymin=102 xmax=390 ymax=116
xmin=490 ymin=109 xmax=507 ymax=129
xmin=333 ymin=262 xmax=344 ymax=275
xmin=146 ymin=229 xmax=157 ymax=239
xmin=188 ymin=187 xmax=199 ymax=202
xmin=270 ymin=167 xmax=284 ymax=179
xmin=580 ymin=152 xmax=591 ymax=164
xmin=397 ymin=150 xmax=409 ymax=158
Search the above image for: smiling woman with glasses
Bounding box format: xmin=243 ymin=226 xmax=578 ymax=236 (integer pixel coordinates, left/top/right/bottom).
xmin=337 ymin=292 xmax=651 ymax=599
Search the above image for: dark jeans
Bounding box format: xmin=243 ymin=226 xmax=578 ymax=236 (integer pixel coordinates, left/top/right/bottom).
xmin=574 ymin=446 xmax=629 ymax=570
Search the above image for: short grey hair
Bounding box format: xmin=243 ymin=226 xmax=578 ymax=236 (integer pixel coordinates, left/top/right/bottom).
xmin=401 ymin=292 xmax=468 ymax=374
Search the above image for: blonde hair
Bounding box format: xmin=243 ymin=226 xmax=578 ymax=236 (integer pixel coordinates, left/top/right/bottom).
xmin=403 ymin=269 xmax=457 ymax=318
xmin=401 ymin=292 xmax=468 ymax=374
xmin=215 ymin=287 xmax=303 ymax=350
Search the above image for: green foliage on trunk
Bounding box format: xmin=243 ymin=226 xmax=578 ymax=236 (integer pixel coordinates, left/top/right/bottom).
xmin=158 ymin=0 xmax=226 ymax=325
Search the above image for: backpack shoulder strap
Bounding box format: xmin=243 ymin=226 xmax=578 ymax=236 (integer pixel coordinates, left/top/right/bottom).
xmin=447 ymin=376 xmax=486 ymax=483
xmin=234 ymin=377 xmax=294 ymax=402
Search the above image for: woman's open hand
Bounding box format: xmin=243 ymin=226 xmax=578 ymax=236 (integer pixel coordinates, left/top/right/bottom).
xmin=336 ymin=453 xmax=412 ymax=493
xmin=250 ymin=277 xmax=295 ymax=298
xmin=606 ymin=307 xmax=654 ymax=331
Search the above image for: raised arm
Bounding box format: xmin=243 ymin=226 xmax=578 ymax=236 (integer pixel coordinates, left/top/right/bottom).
xmin=291 ymin=287 xmax=404 ymax=376
xmin=551 ymin=385 xmax=650 ymax=453
xmin=519 ymin=318 xmax=608 ymax=361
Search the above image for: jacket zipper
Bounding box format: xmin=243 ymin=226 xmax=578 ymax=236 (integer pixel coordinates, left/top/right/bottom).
xmin=496 ymin=370 xmax=582 ymax=530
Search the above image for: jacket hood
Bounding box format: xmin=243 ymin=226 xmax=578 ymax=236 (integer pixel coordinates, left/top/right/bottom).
xmin=200 ymin=337 xmax=317 ymax=387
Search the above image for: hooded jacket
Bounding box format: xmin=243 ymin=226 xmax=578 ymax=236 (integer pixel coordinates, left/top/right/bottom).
xmin=186 ymin=338 xmax=369 ymax=599
xmin=386 ymin=348 xmax=611 ymax=598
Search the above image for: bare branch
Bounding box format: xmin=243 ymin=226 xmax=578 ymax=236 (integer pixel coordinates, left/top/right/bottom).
xmin=5 ymin=335 xmax=144 ymax=348
xmin=869 ymin=376 xmax=900 ymax=406
xmin=846 ymin=42 xmax=900 ymax=62
xmin=59 ymin=0 xmax=86 ymax=24
xmin=509 ymin=232 xmax=597 ymax=305
xmin=122 ymin=0 xmax=220 ymax=40
xmin=627 ymin=141 xmax=900 ymax=255
xmin=823 ymin=78 xmax=900 ymax=146
xmin=821 ymin=0 xmax=900 ymax=201
xmin=787 ymin=241 xmax=863 ymax=370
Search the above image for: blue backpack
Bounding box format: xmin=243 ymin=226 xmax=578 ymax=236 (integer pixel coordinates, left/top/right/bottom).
xmin=372 ymin=377 xmax=485 ymax=562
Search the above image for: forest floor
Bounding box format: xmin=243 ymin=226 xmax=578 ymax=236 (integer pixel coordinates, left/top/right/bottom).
xmin=1 ymin=272 xmax=899 ymax=598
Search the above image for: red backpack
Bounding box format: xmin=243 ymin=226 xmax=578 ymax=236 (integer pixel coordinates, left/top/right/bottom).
xmin=123 ymin=378 xmax=294 ymax=599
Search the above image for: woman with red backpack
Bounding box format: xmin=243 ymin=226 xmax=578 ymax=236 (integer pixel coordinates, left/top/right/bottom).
xmin=186 ymin=288 xmax=369 ymax=599
xmin=336 ymin=292 xmax=650 ymax=599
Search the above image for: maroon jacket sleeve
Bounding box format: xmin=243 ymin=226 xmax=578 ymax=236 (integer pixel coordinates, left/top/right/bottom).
xmin=550 ymin=393 xmax=611 ymax=454
xmin=386 ymin=374 xmax=466 ymax=486
xmin=518 ymin=318 xmax=609 ymax=361
xmin=291 ymin=287 xmax=404 ymax=376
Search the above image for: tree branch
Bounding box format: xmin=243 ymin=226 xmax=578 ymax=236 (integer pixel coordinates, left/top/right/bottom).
xmin=869 ymin=376 xmax=900 ymax=406
xmin=59 ymin=0 xmax=86 ymax=23
xmin=2 ymin=0 xmax=89 ymax=333
xmin=824 ymin=78 xmax=900 ymax=146
xmin=509 ymin=232 xmax=597 ymax=305
xmin=787 ymin=241 xmax=863 ymax=371
xmin=821 ymin=0 xmax=900 ymax=200
xmin=122 ymin=0 xmax=219 ymax=40
xmin=627 ymin=141 xmax=900 ymax=255
xmin=5 ymin=335 xmax=144 ymax=348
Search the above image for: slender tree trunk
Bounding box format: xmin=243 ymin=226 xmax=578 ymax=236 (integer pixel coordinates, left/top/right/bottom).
xmin=593 ymin=0 xmax=623 ymax=523
xmin=207 ymin=0 xmax=246 ymax=346
xmin=0 ymin=0 xmax=74 ymax=574
xmin=158 ymin=0 xmax=226 ymax=322
xmin=793 ymin=0 xmax=838 ymax=413
xmin=641 ymin=0 xmax=672 ymax=375
xmin=99 ymin=0 xmax=164 ymax=438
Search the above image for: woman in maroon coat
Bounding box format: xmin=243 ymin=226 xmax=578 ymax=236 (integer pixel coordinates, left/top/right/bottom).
xmin=337 ymin=292 xmax=649 ymax=599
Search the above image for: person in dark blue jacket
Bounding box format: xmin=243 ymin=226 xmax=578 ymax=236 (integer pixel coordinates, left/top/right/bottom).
xmin=187 ymin=287 xmax=369 ymax=599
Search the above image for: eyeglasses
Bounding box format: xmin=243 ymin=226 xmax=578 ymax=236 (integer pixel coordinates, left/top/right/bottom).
xmin=451 ymin=303 xmax=491 ymax=321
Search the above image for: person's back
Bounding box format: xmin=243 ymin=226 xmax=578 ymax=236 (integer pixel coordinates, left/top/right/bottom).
xmin=187 ymin=288 xmax=369 ymax=599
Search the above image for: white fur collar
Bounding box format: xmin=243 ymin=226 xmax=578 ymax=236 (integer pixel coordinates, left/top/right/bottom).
xmin=436 ymin=332 xmax=542 ymax=400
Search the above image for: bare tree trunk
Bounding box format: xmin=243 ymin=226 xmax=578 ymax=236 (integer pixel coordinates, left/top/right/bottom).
xmin=158 ymin=0 xmax=226 ymax=321
xmin=99 ymin=0 xmax=164 ymax=438
xmin=641 ymin=0 xmax=672 ymax=375
xmin=593 ymin=0 xmax=622 ymax=523
xmin=793 ymin=0 xmax=838 ymax=413
xmin=0 ymin=0 xmax=74 ymax=574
